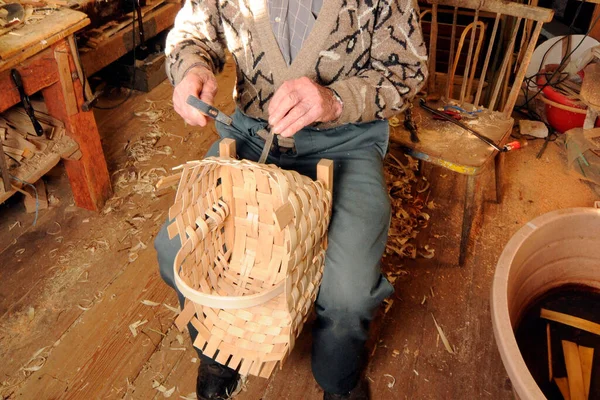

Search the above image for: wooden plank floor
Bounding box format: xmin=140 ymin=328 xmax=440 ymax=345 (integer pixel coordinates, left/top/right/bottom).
xmin=0 ymin=57 xmax=598 ymax=399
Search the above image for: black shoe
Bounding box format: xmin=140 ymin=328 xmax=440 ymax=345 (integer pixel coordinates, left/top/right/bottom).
xmin=196 ymin=361 xmax=240 ymax=400
xmin=323 ymin=380 xmax=370 ymax=400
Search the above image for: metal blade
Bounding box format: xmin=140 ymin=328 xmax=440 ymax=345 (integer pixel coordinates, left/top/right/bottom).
xmin=418 ymin=98 xmax=504 ymax=152
xmin=258 ymin=129 xmax=274 ymax=164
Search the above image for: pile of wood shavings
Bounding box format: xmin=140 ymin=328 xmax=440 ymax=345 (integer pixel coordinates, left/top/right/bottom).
xmin=384 ymin=153 xmax=434 ymax=263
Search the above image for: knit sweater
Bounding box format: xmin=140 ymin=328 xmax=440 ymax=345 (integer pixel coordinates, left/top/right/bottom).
xmin=165 ymin=0 xmax=428 ymax=126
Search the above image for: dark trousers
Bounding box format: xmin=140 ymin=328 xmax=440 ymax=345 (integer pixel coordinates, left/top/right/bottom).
xmin=154 ymin=109 xmax=393 ymax=395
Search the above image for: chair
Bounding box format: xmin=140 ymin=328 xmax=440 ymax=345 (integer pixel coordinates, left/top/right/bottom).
xmin=390 ymin=0 xmax=553 ymax=265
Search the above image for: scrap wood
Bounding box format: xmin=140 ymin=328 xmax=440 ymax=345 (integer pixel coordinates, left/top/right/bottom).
xmin=541 ymin=308 xmax=600 ymax=336
xmin=555 ymin=377 xmax=571 ymax=400
xmin=432 ymin=314 xmax=455 ymax=355
xmin=129 ymin=319 xmax=148 ymax=337
xmin=562 ymin=340 xmax=586 ymax=400
xmin=383 ymin=152 xmax=434 ymax=267
xmin=578 ymin=345 xmax=594 ymax=399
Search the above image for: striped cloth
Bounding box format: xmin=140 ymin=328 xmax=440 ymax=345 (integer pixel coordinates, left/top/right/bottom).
xmin=268 ymin=0 xmax=323 ymax=65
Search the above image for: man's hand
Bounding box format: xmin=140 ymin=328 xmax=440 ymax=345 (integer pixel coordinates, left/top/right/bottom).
xmin=173 ymin=66 xmax=218 ymax=126
xmin=268 ymin=77 xmax=343 ymax=138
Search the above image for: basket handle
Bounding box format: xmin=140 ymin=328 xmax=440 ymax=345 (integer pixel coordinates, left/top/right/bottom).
xmin=173 ymin=240 xmax=284 ymax=310
xmin=174 ymin=265 xmax=284 ymax=310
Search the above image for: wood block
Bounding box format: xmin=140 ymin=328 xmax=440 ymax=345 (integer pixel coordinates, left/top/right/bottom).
xmin=578 ymin=345 xmax=594 ymax=399
xmin=555 ymin=377 xmax=571 ymax=400
xmin=316 ymin=159 xmax=333 ymax=192
xmin=24 ymin=179 xmax=48 ymax=213
xmin=562 ymin=340 xmax=586 ymax=400
xmin=219 ymin=138 xmax=236 ymax=159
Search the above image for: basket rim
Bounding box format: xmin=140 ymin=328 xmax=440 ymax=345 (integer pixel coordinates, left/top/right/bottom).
xmin=173 ymin=239 xmax=286 ymax=310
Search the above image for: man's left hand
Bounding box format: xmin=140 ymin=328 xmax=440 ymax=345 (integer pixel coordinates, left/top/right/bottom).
xmin=268 ymin=77 xmax=342 ymax=138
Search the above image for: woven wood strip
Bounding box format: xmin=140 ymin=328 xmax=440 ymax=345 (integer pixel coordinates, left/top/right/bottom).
xmin=169 ymin=150 xmax=332 ymax=378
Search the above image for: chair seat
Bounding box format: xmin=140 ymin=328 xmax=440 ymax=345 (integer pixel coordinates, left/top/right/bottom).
xmin=389 ymin=100 xmax=514 ymax=175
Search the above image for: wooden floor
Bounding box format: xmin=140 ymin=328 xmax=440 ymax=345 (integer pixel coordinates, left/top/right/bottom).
xmin=0 ymin=59 xmax=598 ymax=399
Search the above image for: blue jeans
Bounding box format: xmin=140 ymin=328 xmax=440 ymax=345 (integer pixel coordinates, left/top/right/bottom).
xmin=154 ymin=109 xmax=394 ymax=395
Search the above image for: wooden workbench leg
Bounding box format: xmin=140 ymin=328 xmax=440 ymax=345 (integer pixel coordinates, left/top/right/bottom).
xmin=41 ymin=39 xmax=112 ymax=211
xmin=459 ymin=174 xmax=477 ymax=266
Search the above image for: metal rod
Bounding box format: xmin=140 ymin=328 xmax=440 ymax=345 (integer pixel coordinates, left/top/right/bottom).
xmin=419 ymin=99 xmax=504 ymax=152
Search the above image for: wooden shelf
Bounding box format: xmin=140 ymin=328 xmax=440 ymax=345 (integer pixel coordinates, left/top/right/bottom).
xmin=80 ymin=2 xmax=180 ymax=76
xmin=0 ymin=132 xmax=79 ymax=204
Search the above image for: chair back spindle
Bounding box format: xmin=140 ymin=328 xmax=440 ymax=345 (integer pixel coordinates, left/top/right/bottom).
xmin=424 ymin=0 xmax=553 ymax=118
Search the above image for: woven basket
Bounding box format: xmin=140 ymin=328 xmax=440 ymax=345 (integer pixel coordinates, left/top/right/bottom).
xmin=166 ymin=139 xmax=333 ymax=378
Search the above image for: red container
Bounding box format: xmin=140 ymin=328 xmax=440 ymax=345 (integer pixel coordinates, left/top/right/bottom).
xmin=536 ymin=66 xmax=600 ymax=133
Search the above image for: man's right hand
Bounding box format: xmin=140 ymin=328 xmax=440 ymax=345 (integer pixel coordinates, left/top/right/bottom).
xmin=173 ymin=66 xmax=218 ymax=126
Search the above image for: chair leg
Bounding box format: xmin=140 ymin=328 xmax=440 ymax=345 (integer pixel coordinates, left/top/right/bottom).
xmin=459 ymin=174 xmax=477 ymax=266
xmin=494 ymin=152 xmax=505 ymax=204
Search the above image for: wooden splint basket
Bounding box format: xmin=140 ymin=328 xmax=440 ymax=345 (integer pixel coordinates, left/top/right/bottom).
xmin=166 ymin=139 xmax=333 ymax=378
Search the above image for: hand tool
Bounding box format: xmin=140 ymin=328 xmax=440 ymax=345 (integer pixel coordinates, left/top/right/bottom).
xmin=186 ymin=95 xmax=275 ymax=163
xmin=403 ymin=107 xmax=419 ymax=143
xmin=11 ymin=69 xmax=44 ymax=136
xmin=257 ymin=127 xmax=275 ymax=163
xmin=419 ymin=98 xmax=505 ymax=152
xmin=186 ymin=95 xmax=233 ymax=126
xmin=433 ymin=109 xmax=462 ymax=121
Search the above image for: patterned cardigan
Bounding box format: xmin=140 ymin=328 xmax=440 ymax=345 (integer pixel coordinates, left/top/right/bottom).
xmin=166 ymin=0 xmax=428 ymax=127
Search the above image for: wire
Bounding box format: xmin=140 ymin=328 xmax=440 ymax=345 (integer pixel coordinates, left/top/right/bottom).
xmin=517 ymin=4 xmax=600 ymax=113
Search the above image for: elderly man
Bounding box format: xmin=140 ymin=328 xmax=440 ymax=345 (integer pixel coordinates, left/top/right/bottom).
xmin=154 ymin=1 xmax=427 ymax=399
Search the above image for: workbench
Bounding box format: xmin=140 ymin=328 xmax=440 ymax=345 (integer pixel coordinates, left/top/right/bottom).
xmin=0 ymin=8 xmax=112 ymax=211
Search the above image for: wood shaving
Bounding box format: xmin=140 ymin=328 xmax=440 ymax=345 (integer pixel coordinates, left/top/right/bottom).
xmin=20 ymin=346 xmax=50 ymax=376
xmin=413 ymin=369 xmax=419 ymax=376
xmin=383 ymin=153 xmax=435 ymax=265
xmin=130 ymin=239 xmax=147 ymax=252
xmin=141 ymin=300 xmax=160 ymax=306
xmin=77 ymin=271 xmax=89 ymax=283
xmin=148 ymin=328 xmax=166 ymax=337
xmin=180 ymin=393 xmax=196 ymax=400
xmin=176 ymin=334 xmax=184 ymax=346
xmin=46 ymin=222 xmax=61 ymax=235
xmin=27 ymin=307 xmax=34 ymax=322
xmin=383 ymin=374 xmax=396 ymax=388
xmin=9 ymin=221 xmax=21 ymax=231
xmin=152 ymin=379 xmax=176 ymax=398
xmin=170 ymin=347 xmax=186 ymax=351
xmin=129 ymin=319 xmax=147 ymax=337
xmin=392 ymin=350 xmax=400 ymax=357
xmin=418 ymin=245 xmax=435 ymax=259
xmin=15 ymin=248 xmax=25 ymax=255
xmin=77 ymin=299 xmax=94 ymax=311
xmin=432 ymin=314 xmax=455 ymax=354
xmin=128 ymin=253 xmax=139 ymax=263
xmin=163 ymin=303 xmax=180 ymax=314
xmin=383 ymin=299 xmax=394 ymax=314
xmin=191 ymin=357 xmax=198 ymax=363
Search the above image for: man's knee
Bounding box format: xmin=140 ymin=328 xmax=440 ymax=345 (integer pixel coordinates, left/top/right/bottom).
xmin=154 ymin=220 xmax=180 ymax=289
